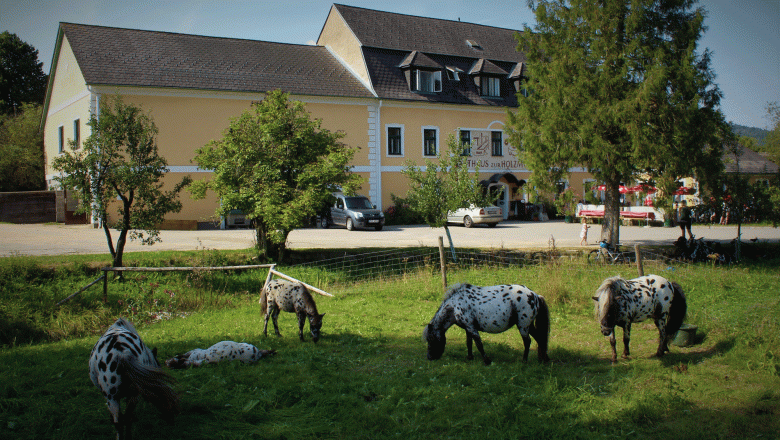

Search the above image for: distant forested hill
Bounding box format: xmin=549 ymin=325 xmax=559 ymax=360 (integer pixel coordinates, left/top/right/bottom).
xmin=731 ymin=123 xmax=769 ymax=145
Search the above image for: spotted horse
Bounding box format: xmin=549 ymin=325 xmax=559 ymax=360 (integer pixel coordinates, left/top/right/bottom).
xmin=592 ymin=274 xmax=687 ymax=363
xmin=260 ymin=279 xmax=325 ymax=342
xmin=89 ymin=318 xmax=179 ymax=440
xmin=165 ymin=341 xmax=276 ymax=368
xmin=424 ymin=282 xmax=550 ymax=365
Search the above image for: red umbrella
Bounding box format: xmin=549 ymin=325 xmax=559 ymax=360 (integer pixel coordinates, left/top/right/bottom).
xmin=629 ymin=184 xmax=657 ymax=194
xmin=673 ymin=187 xmax=693 ymax=195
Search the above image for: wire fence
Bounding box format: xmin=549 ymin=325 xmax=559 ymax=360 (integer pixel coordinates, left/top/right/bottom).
xmin=291 ymin=245 xmax=683 ymax=288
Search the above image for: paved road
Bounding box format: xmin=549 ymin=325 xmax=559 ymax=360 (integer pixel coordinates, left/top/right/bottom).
xmin=1 ymin=221 xmax=777 ymax=257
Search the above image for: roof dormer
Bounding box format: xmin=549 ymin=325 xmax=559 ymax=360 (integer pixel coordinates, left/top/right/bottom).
xmin=399 ymin=51 xmax=443 ymax=94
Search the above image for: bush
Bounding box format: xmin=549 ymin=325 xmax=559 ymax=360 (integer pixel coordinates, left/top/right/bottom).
xmin=383 ymin=194 xmax=424 ymax=225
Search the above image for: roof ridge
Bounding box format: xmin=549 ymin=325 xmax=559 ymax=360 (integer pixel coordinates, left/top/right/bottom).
xmin=332 ymin=4 xmax=522 ymax=33
xmin=59 ymin=22 xmax=317 ymax=49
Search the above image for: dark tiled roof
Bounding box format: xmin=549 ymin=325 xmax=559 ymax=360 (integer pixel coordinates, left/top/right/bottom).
xmin=59 ymin=23 xmax=373 ymax=98
xmin=468 ymin=59 xmax=508 ymax=76
xmin=364 ymin=47 xmax=518 ymax=106
xmin=399 ymin=51 xmax=441 ymax=69
xmin=723 ymin=146 xmax=779 ymax=174
xmin=332 ymin=4 xmax=525 ymax=63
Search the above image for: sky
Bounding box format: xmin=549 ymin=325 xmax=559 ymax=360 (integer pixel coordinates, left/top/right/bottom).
xmin=2 ymin=0 xmax=778 ymax=129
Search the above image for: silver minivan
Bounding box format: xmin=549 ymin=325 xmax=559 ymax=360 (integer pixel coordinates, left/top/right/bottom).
xmin=320 ymin=193 xmax=385 ymax=231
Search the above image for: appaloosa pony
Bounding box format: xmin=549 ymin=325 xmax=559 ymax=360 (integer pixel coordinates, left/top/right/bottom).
xmin=89 ymin=318 xmax=179 ymax=440
xmin=165 ymin=341 xmax=276 ymax=369
xmin=260 ymin=279 xmax=324 ymax=342
xmin=423 ymin=283 xmax=550 ymax=365
xmin=593 ymin=274 xmax=687 ymax=363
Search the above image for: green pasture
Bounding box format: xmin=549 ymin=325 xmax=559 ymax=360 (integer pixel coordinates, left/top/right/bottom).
xmin=0 ymin=249 xmax=778 ymax=439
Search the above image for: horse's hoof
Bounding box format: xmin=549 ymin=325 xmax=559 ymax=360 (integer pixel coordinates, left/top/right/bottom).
xmin=483 ymin=359 xmax=492 ymax=366
xmin=466 ymin=354 xmax=474 ymax=360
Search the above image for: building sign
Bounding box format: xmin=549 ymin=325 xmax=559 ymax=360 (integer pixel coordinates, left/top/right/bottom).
xmin=465 ymin=130 xmax=524 ymax=170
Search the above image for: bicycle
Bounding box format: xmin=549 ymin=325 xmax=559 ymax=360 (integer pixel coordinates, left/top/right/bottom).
xmin=588 ymin=240 xmax=635 ymax=265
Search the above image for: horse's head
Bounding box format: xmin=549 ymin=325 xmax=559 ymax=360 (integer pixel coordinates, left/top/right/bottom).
xmin=309 ymin=313 xmax=325 ymax=342
xmin=423 ymin=324 xmax=446 ymax=360
xmin=593 ymin=280 xmax=620 ymax=336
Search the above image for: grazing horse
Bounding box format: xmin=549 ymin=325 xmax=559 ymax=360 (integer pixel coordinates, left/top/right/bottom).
xmin=423 ymin=283 xmax=550 ymax=365
xmin=260 ymin=279 xmax=325 ymax=342
xmin=592 ymin=275 xmax=687 ymax=363
xmin=165 ymin=341 xmax=276 ymax=368
xmin=89 ymin=318 xmax=179 ymax=440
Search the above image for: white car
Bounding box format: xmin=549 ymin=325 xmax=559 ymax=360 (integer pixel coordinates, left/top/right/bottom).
xmin=447 ymin=205 xmax=503 ymax=228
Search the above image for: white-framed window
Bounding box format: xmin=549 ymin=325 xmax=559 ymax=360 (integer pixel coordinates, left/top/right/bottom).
xmin=414 ymin=69 xmax=442 ymax=93
xmin=386 ymin=124 xmax=404 ymax=156
xmin=58 ymin=126 xmax=64 ymax=153
xmin=482 ymin=76 xmax=501 ymax=97
xmin=459 ymin=129 xmax=471 ymax=156
xmin=422 ymin=126 xmax=439 ymax=157
xmin=73 ymin=119 xmax=80 ymax=149
xmin=491 ymin=131 xmax=503 ymax=156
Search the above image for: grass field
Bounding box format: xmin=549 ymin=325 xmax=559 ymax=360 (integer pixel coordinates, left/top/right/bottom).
xmin=1 ymin=248 xmax=779 ymax=439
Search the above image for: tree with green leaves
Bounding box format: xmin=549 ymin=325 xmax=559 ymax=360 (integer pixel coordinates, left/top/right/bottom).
xmin=402 ymin=135 xmax=493 ymax=259
xmin=0 ymin=103 xmax=45 ymax=191
xmin=765 ymin=101 xmax=780 ymax=166
xmin=190 ymin=90 xmax=362 ymax=262
xmin=507 ymin=0 xmax=729 ymax=245
xmin=52 ymin=96 xmax=191 ymax=268
xmin=0 ymin=31 xmax=48 ymax=115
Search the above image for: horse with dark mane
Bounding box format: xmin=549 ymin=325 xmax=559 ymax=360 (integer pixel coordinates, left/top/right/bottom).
xmin=260 ymin=279 xmax=324 ymax=342
xmin=89 ymin=318 xmax=179 ymax=440
xmin=592 ymin=274 xmax=687 ymax=363
xmin=423 ymin=283 xmax=550 ymax=365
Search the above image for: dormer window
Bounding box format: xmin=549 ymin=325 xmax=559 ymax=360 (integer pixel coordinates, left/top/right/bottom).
xmin=414 ymin=69 xmax=442 ymax=93
xmin=481 ymin=77 xmax=501 ymax=97
xmin=446 ymin=66 xmax=462 ymax=81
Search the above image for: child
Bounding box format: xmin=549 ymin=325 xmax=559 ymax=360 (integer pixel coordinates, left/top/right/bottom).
xmin=579 ymin=219 xmax=589 ymax=245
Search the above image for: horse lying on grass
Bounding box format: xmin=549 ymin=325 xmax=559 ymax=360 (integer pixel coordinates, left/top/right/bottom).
xmin=260 ymin=279 xmax=325 ymax=342
xmin=89 ymin=318 xmax=179 ymax=440
xmin=165 ymin=341 xmax=276 ymax=369
xmin=424 ymin=283 xmax=550 ymax=365
xmin=593 ymin=274 xmax=687 ymax=363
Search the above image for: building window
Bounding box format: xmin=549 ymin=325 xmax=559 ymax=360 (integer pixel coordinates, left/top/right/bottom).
xmin=58 ymin=126 xmax=64 ymax=153
xmin=446 ymin=66 xmax=461 ymax=81
xmin=387 ymin=125 xmax=403 ymax=156
xmin=491 ymin=131 xmax=503 ymax=156
xmin=73 ymin=119 xmax=80 ymax=149
xmin=459 ymin=130 xmax=471 ymax=156
xmin=423 ymin=127 xmax=438 ymax=157
xmin=482 ymin=77 xmax=500 ymax=97
xmin=415 ymin=69 xmax=442 ymax=93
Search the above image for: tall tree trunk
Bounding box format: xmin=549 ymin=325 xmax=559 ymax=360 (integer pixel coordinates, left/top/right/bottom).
xmin=602 ymin=181 xmax=621 ymax=246
xmin=113 ymin=202 xmax=132 ymax=268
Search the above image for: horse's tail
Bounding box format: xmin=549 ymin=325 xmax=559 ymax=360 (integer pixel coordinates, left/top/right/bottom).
xmin=260 ymin=283 xmax=269 ymax=315
xmin=120 ymin=353 xmax=180 ymax=416
xmin=666 ymin=281 xmax=687 ymax=336
xmin=533 ymin=295 xmax=551 ymax=363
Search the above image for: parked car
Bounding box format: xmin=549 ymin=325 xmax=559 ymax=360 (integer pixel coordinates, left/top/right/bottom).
xmin=447 ymin=205 xmax=503 ymax=228
xmin=321 ymin=193 xmax=385 ymax=231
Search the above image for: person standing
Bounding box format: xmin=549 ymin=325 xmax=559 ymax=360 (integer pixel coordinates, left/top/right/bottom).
xmin=677 ymin=200 xmax=693 ymax=239
xmin=579 ymin=219 xmax=589 ymax=245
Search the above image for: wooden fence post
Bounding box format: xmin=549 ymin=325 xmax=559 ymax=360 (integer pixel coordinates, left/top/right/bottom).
xmin=103 ymin=269 xmax=109 ymax=303
xmin=635 ymin=244 xmax=644 ymax=277
xmin=438 ymin=236 xmax=447 ymax=293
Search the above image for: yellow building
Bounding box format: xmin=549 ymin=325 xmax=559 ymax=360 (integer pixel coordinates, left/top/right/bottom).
xmin=41 ymin=4 xmax=612 ymax=227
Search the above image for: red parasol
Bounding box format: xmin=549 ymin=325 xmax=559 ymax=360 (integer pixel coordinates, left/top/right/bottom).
xmin=673 ymin=187 xmax=693 ymax=195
